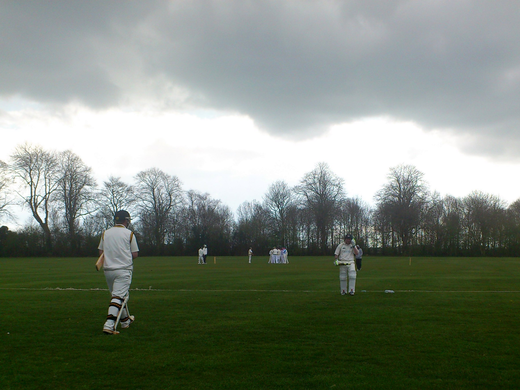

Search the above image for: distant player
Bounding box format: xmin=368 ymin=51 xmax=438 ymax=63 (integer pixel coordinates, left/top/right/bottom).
xmin=334 ymin=233 xmax=359 ymax=296
xmin=281 ymin=247 xmax=288 ymax=263
xmin=248 ymin=247 xmax=253 ymax=263
xmin=274 ymin=247 xmax=281 ymax=263
xmin=98 ymin=210 xmax=139 ymax=334
xmin=198 ymin=247 xmax=204 ymax=264
xmin=355 ymin=245 xmax=363 ymax=271
xmin=202 ymin=244 xmax=208 ymax=264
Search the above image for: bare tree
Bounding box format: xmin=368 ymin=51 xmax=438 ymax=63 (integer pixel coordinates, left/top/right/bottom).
xmin=374 ymin=165 xmax=429 ymax=253
xmin=98 ymin=176 xmax=136 ymax=229
xmin=54 ymin=150 xmax=97 ymax=252
xmin=296 ymin=162 xmax=345 ymax=254
xmin=372 ymin=201 xmax=392 ymax=254
xmin=183 ymin=190 xmax=234 ymax=255
xmin=10 ymin=144 xmax=60 ymax=253
xmin=134 ymin=168 xmax=183 ymax=254
xmin=420 ymin=191 xmax=445 ymax=254
xmin=0 ymin=160 xmax=15 ymax=223
xmin=506 ymin=199 xmax=520 ymax=253
xmin=263 ymin=180 xmax=294 ymax=247
xmin=234 ymin=200 xmax=270 ymax=254
xmin=462 ymin=191 xmax=506 ymax=255
xmin=441 ymin=195 xmax=464 ymax=255
xmin=336 ymin=197 xmax=371 ymax=248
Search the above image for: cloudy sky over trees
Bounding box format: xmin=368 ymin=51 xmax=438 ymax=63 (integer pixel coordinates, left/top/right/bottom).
xmin=1 ymin=1 xmax=520 ymax=226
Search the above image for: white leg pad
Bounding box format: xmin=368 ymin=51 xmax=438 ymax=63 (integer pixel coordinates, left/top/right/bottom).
xmin=348 ymin=266 xmax=357 ymax=293
xmin=339 ymin=266 xmax=348 ymax=292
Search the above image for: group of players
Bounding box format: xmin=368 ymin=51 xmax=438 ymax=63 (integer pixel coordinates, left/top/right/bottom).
xmin=97 ymin=210 xmax=363 ymax=335
xmin=267 ymin=247 xmax=289 ymax=264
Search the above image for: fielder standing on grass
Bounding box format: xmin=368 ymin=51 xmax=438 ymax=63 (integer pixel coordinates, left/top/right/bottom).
xmin=202 ymin=244 xmax=208 ymax=264
xmin=98 ymin=210 xmax=139 ymax=335
xmin=248 ymin=247 xmax=253 ymax=263
xmin=355 ymin=245 xmax=363 ymax=271
xmin=198 ymin=247 xmax=204 ymax=264
xmin=334 ymin=233 xmax=359 ymax=296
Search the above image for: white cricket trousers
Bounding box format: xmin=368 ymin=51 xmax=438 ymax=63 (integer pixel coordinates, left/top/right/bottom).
xmin=104 ymin=269 xmax=133 ymax=327
xmin=339 ymin=263 xmax=356 ymax=294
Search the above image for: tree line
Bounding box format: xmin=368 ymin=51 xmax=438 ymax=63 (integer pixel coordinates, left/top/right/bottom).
xmin=0 ymin=144 xmax=519 ymax=257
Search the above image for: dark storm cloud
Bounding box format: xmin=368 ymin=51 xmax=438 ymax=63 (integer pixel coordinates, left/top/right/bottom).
xmin=2 ymin=1 xmax=520 ymax=156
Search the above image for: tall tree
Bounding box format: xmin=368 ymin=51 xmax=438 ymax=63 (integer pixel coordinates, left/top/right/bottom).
xmin=296 ymin=162 xmax=345 ymax=254
xmin=442 ymin=195 xmax=464 ymax=256
xmin=0 ymin=160 xmax=14 ymax=224
xmin=374 ymin=165 xmax=429 ymax=253
xmin=372 ymin=201 xmax=393 ymax=254
xmin=10 ymin=144 xmax=60 ymax=253
xmin=336 ymin=197 xmax=371 ymax=248
xmin=420 ymin=192 xmax=445 ymax=255
xmin=462 ymin=191 xmax=506 ymax=255
xmin=183 ymin=190 xmax=234 ymax=255
xmin=506 ymin=199 xmax=520 ymax=254
xmin=234 ymin=200 xmax=270 ymax=255
xmin=134 ymin=168 xmax=183 ymax=254
xmin=55 ymin=150 xmax=97 ymax=253
xmin=98 ymin=176 xmax=136 ymax=229
xmin=263 ymin=180 xmax=294 ymax=247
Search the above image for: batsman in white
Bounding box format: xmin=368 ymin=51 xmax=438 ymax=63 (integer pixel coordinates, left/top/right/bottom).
xmin=334 ymin=233 xmax=359 ymax=296
xmin=98 ymin=210 xmax=139 ymax=335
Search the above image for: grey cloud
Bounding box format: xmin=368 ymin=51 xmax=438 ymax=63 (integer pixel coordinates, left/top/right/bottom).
xmin=1 ymin=1 xmax=520 ymax=156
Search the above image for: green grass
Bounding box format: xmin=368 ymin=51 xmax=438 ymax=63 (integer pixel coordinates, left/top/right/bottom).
xmin=1 ymin=256 xmax=520 ymax=389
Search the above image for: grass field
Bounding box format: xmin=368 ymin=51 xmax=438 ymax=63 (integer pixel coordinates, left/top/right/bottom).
xmin=1 ymin=255 xmax=520 ymax=389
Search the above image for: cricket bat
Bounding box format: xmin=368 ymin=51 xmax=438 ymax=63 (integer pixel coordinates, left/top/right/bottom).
xmin=114 ymin=295 xmax=129 ymax=330
xmin=95 ymin=253 xmax=105 ymax=271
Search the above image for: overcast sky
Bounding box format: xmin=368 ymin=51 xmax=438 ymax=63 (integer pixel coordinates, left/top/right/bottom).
xmin=1 ymin=1 xmax=520 ymax=227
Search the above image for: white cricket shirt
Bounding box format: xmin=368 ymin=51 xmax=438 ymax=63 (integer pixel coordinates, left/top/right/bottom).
xmin=98 ymin=225 xmax=139 ymax=270
xmin=334 ymin=242 xmax=355 ymax=262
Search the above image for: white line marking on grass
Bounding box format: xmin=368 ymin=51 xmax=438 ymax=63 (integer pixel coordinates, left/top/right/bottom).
xmin=391 ymin=290 xmax=520 ymax=293
xmin=0 ymin=287 xmax=320 ymax=293
xmin=0 ymin=287 xmax=109 ymax=291
xmin=2 ymin=287 xmax=520 ymax=294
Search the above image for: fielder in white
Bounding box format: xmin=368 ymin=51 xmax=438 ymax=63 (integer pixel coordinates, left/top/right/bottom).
xmin=248 ymin=247 xmax=253 ymax=263
xmin=355 ymin=245 xmax=363 ymax=271
xmin=198 ymin=247 xmax=204 ymax=264
xmin=334 ymin=234 xmax=359 ymax=296
xmin=98 ymin=210 xmax=139 ymax=334
xmin=273 ymin=247 xmax=281 ymax=263
xmin=202 ymin=244 xmax=208 ymax=264
xmin=281 ymin=247 xmax=288 ymax=263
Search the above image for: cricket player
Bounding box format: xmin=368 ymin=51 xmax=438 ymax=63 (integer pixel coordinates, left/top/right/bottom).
xmin=98 ymin=210 xmax=139 ymax=334
xmin=355 ymin=245 xmax=363 ymax=271
xmin=281 ymin=247 xmax=288 ymax=263
xmin=202 ymin=244 xmax=208 ymax=264
xmin=274 ymin=247 xmax=281 ymax=264
xmin=334 ymin=234 xmax=359 ymax=296
xmin=248 ymin=247 xmax=253 ymax=263
xmin=198 ymin=247 xmax=204 ymax=264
